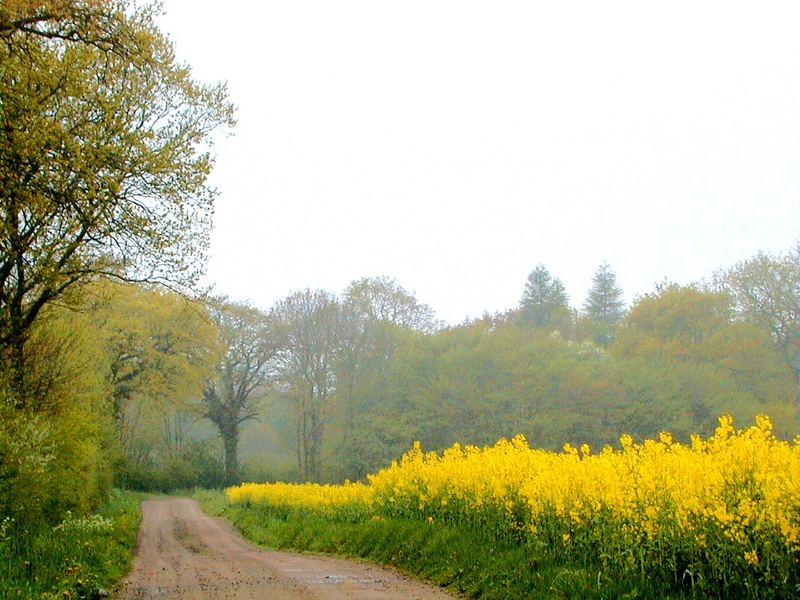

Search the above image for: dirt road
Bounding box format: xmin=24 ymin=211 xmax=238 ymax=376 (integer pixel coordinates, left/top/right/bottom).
xmin=116 ymin=497 xmax=459 ymax=599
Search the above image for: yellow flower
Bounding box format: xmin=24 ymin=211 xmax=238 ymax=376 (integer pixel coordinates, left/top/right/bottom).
xmin=225 ymin=414 xmax=798 ymax=584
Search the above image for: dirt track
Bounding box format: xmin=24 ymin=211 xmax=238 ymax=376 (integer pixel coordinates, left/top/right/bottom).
xmin=116 ymin=497 xmax=458 ymax=599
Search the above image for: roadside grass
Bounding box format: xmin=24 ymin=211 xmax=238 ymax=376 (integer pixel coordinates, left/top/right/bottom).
xmin=195 ymin=489 xmax=683 ymax=599
xmin=0 ymin=489 xmax=144 ymax=599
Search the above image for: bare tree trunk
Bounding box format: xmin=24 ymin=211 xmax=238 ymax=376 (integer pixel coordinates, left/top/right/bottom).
xmin=295 ymin=397 xmax=304 ymax=479
xmin=222 ymin=423 xmax=238 ymax=486
xmin=307 ymin=407 xmax=322 ymax=482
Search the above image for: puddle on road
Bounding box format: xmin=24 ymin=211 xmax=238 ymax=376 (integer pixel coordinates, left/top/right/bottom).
xmin=299 ymin=573 xmax=388 ymax=586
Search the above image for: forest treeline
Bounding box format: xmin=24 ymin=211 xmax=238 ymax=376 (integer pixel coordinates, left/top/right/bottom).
xmin=6 ymin=248 xmax=796 ymax=513
xmin=114 ymin=249 xmax=798 ymax=488
xmin=254 ymin=251 xmax=798 ymax=483
xmin=0 ymin=0 xmax=798 ymax=532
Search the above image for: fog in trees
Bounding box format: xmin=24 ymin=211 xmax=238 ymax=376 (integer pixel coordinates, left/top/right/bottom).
xmin=271 ymin=289 xmax=341 ymax=482
xmin=0 ymin=1 xmax=796 ymax=528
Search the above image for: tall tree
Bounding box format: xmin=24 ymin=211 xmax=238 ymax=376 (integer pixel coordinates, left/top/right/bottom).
xmin=714 ymin=249 xmax=799 ymax=361
xmin=519 ymin=264 xmax=571 ymax=329
xmin=0 ymin=0 xmax=234 ymax=405
xmin=714 ymin=248 xmax=800 ymax=432
xmin=344 ymin=276 xmax=439 ymax=332
xmin=272 ymin=289 xmax=340 ymax=482
xmin=582 ymin=262 xmax=626 ymax=345
xmin=334 ymin=277 xmax=436 ymax=479
xmin=203 ymin=300 xmax=276 ymax=485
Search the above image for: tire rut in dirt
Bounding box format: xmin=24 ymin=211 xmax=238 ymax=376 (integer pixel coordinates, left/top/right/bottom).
xmin=116 ymin=497 xmax=458 ymax=600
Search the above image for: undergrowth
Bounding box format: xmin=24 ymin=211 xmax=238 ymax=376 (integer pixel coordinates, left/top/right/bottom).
xmin=0 ymin=489 xmax=143 ymax=599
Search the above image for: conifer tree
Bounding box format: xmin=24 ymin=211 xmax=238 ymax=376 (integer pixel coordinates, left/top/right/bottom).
xmin=582 ymin=262 xmax=625 ymax=344
xmin=584 ymin=262 xmax=626 ymax=324
xmin=520 ymin=264 xmax=570 ymax=328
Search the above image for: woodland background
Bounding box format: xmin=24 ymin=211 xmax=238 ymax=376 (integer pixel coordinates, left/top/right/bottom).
xmin=0 ymin=1 xmax=797 ymax=529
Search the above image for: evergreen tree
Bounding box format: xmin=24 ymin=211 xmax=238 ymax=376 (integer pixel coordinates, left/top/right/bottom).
xmin=584 ymin=262 xmax=626 ymax=324
xmin=582 ymin=262 xmax=625 ymax=345
xmin=520 ymin=264 xmax=570 ymax=328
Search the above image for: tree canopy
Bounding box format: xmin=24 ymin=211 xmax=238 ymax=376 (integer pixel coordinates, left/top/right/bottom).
xmin=203 ymin=300 xmax=276 ymax=484
xmin=344 ymin=276 xmax=439 ymax=333
xmin=0 ymin=0 xmax=234 ymax=403
xmin=715 ymin=249 xmax=799 ymax=361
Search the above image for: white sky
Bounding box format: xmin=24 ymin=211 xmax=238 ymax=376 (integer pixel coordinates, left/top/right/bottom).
xmin=158 ymin=0 xmax=800 ymax=325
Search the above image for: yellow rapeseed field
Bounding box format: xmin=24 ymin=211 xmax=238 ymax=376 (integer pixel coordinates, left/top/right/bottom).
xmin=227 ymin=415 xmax=800 ymax=590
xmin=227 ymin=480 xmax=372 ymax=513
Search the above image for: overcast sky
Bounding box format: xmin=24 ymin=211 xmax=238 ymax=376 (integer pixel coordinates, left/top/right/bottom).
xmin=158 ymin=0 xmax=800 ymax=325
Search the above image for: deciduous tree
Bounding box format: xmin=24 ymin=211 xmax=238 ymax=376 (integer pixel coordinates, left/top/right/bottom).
xmin=203 ymin=300 xmax=276 ymax=485
xmin=86 ymin=282 xmax=219 ymax=422
xmin=0 ymin=0 xmax=234 ymax=404
xmin=334 ymin=277 xmax=436 ymax=479
xmin=344 ymin=276 xmax=439 ymax=332
xmin=714 ymin=249 xmax=799 ymax=361
xmin=272 ymin=289 xmax=340 ymax=482
xmin=714 ymin=248 xmax=800 ymax=432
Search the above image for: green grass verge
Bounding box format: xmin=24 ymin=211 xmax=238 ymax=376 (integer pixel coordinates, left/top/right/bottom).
xmin=194 ymin=489 xmax=685 ymax=600
xmin=0 ymin=489 xmax=144 ymax=599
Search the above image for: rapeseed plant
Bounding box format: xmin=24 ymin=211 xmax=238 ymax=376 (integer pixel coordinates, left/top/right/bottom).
xmin=226 ymin=415 xmax=799 ymax=596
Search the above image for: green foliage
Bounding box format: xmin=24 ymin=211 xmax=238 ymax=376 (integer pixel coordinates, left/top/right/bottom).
xmin=114 ymin=440 xmax=226 ymax=493
xmin=0 ymin=278 xmax=226 ymax=515
xmin=715 ymin=249 xmax=799 ymax=362
xmin=228 ymin=249 xmax=795 ymax=482
xmin=116 ymin=438 xmax=225 ymax=492
xmin=87 ymin=281 xmax=221 ymax=422
xmin=582 ymin=262 xmax=626 ymax=345
xmin=322 ymin=279 xmax=796 ymax=481
xmin=614 ymin=285 xmax=733 ymax=359
xmin=0 ymin=304 xmax=116 ymax=524
xmin=612 ymin=285 xmax=794 ymax=437
xmin=0 ymin=398 xmax=116 ymax=525
xmin=203 ymin=299 xmax=275 ymax=485
xmin=0 ymin=0 xmax=234 ymax=401
xmin=0 ymin=489 xmax=142 ymax=599
xmin=0 ymin=0 xmax=233 ymax=537
xmin=0 ymin=404 xmax=56 ymax=522
xmin=519 ymin=264 xmax=572 ymax=329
